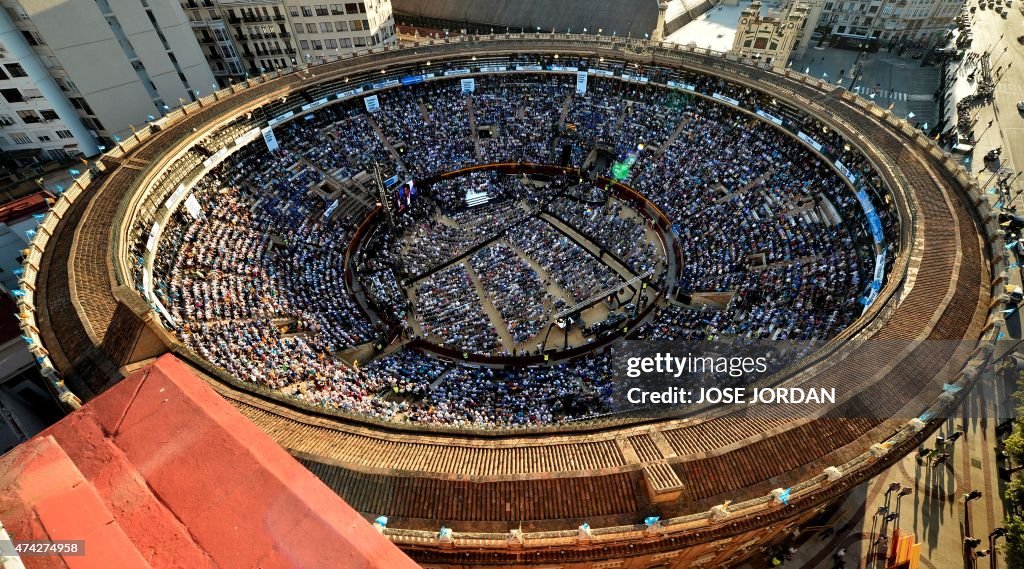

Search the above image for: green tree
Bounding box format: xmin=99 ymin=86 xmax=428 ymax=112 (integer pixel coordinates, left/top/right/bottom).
xmin=1005 ymin=515 xmax=1024 ymax=569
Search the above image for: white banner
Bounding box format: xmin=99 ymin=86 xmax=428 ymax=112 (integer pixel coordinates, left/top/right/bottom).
xmin=364 ymin=94 xmax=380 ymax=113
xmin=146 ymin=221 xmax=160 ymax=252
xmin=261 ymin=126 xmax=279 ymax=151
xmin=301 ymin=97 xmax=328 ymax=111
xmin=460 ymin=78 xmax=476 ymax=93
xmin=234 ymin=127 xmax=262 ymax=147
xmin=267 ymin=111 xmax=293 ymax=127
xmin=712 ymin=92 xmax=740 ymax=106
xmin=183 ymin=194 xmax=203 ymax=219
xmin=797 ymin=131 xmax=823 ymax=153
xmin=166 ymin=183 xmax=188 ymax=211
xmin=576 ymin=71 xmax=588 ymax=95
xmin=324 ymin=199 xmax=339 ymax=218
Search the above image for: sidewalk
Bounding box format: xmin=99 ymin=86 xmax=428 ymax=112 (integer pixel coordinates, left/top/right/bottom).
xmin=738 ymin=366 xmax=1014 ymax=569
xmin=792 ymin=47 xmax=942 ymax=126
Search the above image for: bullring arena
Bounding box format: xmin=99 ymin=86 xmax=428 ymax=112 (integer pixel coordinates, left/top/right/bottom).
xmin=17 ymin=34 xmax=1005 ymax=568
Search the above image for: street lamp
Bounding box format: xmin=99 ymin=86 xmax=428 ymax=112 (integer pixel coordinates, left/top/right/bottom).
xmin=989 ymin=528 xmax=1008 ymax=569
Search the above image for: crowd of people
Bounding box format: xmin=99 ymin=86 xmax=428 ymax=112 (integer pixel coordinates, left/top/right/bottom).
xmin=544 ymin=196 xmax=660 ymax=276
xmin=414 ymin=264 xmax=500 ymax=354
xmin=470 ymin=243 xmax=554 ymax=345
xmin=137 ymin=66 xmax=897 ymax=428
xmin=509 ymin=217 xmax=623 ymax=303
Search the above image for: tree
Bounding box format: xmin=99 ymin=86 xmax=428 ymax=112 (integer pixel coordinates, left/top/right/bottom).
xmin=1004 ymin=515 xmax=1024 ymax=569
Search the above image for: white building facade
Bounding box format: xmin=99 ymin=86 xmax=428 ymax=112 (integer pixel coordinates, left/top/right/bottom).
xmin=815 ymin=0 xmax=961 ymax=44
xmin=0 ymin=7 xmax=96 ymax=160
xmin=1 ymin=0 xmax=217 ymax=148
xmin=181 ymin=0 xmax=396 ymax=85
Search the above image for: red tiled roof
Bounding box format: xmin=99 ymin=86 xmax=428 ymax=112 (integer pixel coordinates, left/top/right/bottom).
xmin=0 ymin=354 xmax=419 ymax=569
xmin=0 ymin=191 xmax=51 ymax=225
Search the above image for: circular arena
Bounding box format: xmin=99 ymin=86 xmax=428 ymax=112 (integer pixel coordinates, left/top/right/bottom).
xmin=21 ymin=35 xmax=1001 ymax=568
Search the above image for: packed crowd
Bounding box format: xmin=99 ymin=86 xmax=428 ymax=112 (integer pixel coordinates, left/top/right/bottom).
xmin=138 ymin=66 xmax=897 ymax=427
xmin=414 ymin=264 xmax=500 ymax=354
xmin=470 ymin=243 xmax=556 ymax=344
xmin=544 ymin=196 xmax=660 ymax=276
xmin=509 ymin=217 xmax=623 ymax=303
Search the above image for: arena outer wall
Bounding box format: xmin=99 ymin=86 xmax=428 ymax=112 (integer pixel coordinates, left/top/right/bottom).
xmin=17 ymin=34 xmax=1004 ymax=568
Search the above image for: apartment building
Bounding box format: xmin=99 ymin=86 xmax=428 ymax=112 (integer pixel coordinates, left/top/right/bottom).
xmin=0 ymin=7 xmax=96 ymax=160
xmin=1 ymin=0 xmax=217 ymax=148
xmin=181 ymin=0 xmax=396 ymax=85
xmin=814 ymin=0 xmax=961 ymax=45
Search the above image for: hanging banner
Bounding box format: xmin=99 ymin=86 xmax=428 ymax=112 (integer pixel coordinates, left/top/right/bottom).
xmin=755 ymin=109 xmax=784 ymax=126
xmin=364 ymin=94 xmax=380 ymax=113
xmin=834 ymin=160 xmax=857 ymax=184
xmin=261 ymin=126 xmax=279 ymax=151
xmin=146 ymin=221 xmax=160 ymax=252
xmin=576 ymin=71 xmax=588 ymax=95
xmin=460 ymin=78 xmax=476 ymax=93
xmin=183 ymin=194 xmax=203 ymax=219
xmin=323 ymin=199 xmax=339 ymax=218
xmin=336 ymin=87 xmax=364 ymax=99
xmin=234 ymin=127 xmax=262 ymax=147
xmin=300 ymin=97 xmax=328 ymax=111
xmin=797 ymin=131 xmax=824 ymax=153
xmin=712 ymin=92 xmax=740 ymax=106
xmin=267 ymin=111 xmax=293 ymax=127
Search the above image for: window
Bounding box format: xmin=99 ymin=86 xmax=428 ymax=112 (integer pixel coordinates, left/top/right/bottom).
xmin=331 ymin=4 xmax=343 ymax=14
xmin=56 ymin=129 xmax=74 ymax=139
xmin=0 ymin=114 xmax=15 ymax=126
xmin=4 ymin=63 xmax=27 ymax=78
xmin=320 ymin=22 xmax=332 ymax=32
xmin=83 ymin=117 xmax=105 ymax=131
xmin=37 ymin=135 xmax=50 ymax=142
xmin=312 ymin=40 xmax=323 ymax=50
xmin=335 ymin=21 xmax=348 ymax=31
xmin=294 ymin=23 xmax=304 ymax=34
xmin=0 ymin=67 xmax=7 ymax=80
xmin=339 ymin=37 xmax=352 ymax=48
xmin=354 ymin=36 xmax=366 ymax=46
xmin=40 ymin=109 xmax=59 ymax=121
xmin=289 ymin=6 xmax=298 ymax=16
xmin=361 ymin=19 xmax=369 ymax=30
xmin=20 ymin=30 xmax=39 ymax=46
xmin=357 ymin=2 xmax=365 ymax=12
xmin=1 ymin=88 xmax=24 ymax=103
xmin=351 ymin=19 xmax=364 ymax=31
xmin=345 ymin=3 xmax=357 ymax=13
xmin=306 ymin=23 xmax=317 ymax=33
xmin=11 ymin=132 xmax=31 ymax=144
xmin=325 ymin=38 xmax=337 ymax=49
xmin=299 ymin=39 xmax=309 ymax=49
xmin=315 ymin=4 xmax=328 ymax=16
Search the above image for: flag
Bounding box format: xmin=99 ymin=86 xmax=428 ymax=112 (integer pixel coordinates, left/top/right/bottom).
xmin=777 ymin=488 xmax=792 ymax=505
